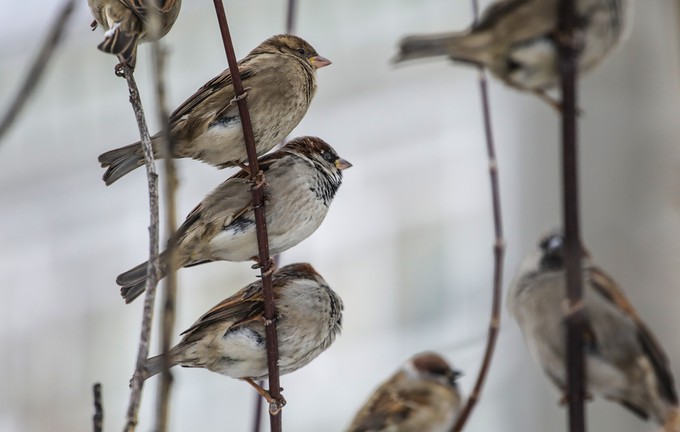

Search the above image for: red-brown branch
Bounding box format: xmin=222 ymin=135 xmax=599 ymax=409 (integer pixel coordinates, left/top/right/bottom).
xmin=211 ymin=2 xmax=282 ymax=431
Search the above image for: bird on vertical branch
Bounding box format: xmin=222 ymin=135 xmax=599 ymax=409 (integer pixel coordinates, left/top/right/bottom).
xmin=114 ymin=137 xmax=352 ymax=303
xmin=394 ymin=0 xmax=632 ymax=109
xmin=141 ymin=263 xmax=344 ymax=413
xmin=87 ymin=0 xmax=182 ymax=72
xmin=98 ymin=34 xmax=331 ymax=184
xmin=508 ymin=231 xmax=680 ymax=431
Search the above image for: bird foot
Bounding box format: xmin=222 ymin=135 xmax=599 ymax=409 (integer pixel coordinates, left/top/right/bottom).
xmin=243 ymin=378 xmax=286 ymax=415
xmin=251 ymin=258 xmax=277 ymax=277
xmin=230 ymin=87 xmax=252 ymax=103
xmin=114 ymin=63 xmax=127 ymax=78
xmin=251 ymin=170 xmax=268 ymax=190
xmin=558 ymin=391 xmax=592 ymax=406
xmin=90 ymin=20 xmax=98 ymax=31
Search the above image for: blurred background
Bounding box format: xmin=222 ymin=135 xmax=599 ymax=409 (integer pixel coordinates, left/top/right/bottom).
xmin=2 ymin=1 xmax=680 ymax=431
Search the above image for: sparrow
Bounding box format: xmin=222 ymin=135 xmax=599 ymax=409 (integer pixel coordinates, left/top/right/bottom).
xmin=508 ymin=231 xmax=680 ymax=431
xmin=88 ymin=0 xmax=182 ymax=69
xmin=347 ymin=352 xmax=463 ymax=432
xmin=117 ymin=136 xmax=351 ymax=303
xmin=143 ymin=262 xmax=343 ymax=408
xmin=98 ymin=34 xmax=331 ymax=185
xmin=395 ymin=0 xmax=632 ymax=107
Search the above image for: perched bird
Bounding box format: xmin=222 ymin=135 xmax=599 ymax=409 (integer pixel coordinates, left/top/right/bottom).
xmin=143 ymin=262 xmax=343 ymax=407
xmin=347 ymin=352 xmax=463 ymax=432
xmin=88 ymin=0 xmax=182 ymax=69
xmin=395 ymin=0 xmax=632 ymax=107
xmin=508 ymin=231 xmax=680 ymax=430
xmin=98 ymin=34 xmax=331 ymax=185
xmin=117 ymin=136 xmax=351 ymax=303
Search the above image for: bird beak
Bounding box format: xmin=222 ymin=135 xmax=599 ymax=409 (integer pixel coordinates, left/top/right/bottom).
xmin=310 ymin=55 xmax=332 ymax=69
xmin=334 ymin=158 xmax=352 ymax=171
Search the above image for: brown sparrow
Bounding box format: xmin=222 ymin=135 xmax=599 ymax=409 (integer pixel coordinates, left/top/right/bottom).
xmin=88 ymin=0 xmax=182 ymax=69
xmin=117 ymin=136 xmax=351 ymax=303
xmin=347 ymin=352 xmax=463 ymax=432
xmin=98 ymin=34 xmax=331 ymax=185
xmin=143 ymin=262 xmax=343 ymax=407
xmin=395 ymin=0 xmax=632 ymax=106
xmin=508 ymin=231 xmax=680 ymax=430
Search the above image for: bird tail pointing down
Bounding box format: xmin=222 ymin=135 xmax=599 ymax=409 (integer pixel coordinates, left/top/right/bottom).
xmin=117 ymin=252 xmax=168 ymax=304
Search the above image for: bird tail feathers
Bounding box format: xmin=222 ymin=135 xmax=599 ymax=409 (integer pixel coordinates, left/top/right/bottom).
xmin=98 ymin=143 xmax=146 ymax=185
xmin=395 ymin=31 xmax=492 ymax=66
xmin=98 ymin=27 xmax=139 ymax=68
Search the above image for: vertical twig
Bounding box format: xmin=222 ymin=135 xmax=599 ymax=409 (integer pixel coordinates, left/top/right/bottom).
xmin=211 ymin=2 xmax=283 ymax=432
xmin=250 ymin=1 xmax=297 ymax=429
xmin=450 ymin=1 xmax=505 ymax=430
xmin=0 ymin=0 xmax=76 ymax=143
xmin=93 ymin=383 xmax=104 ymax=432
xmin=150 ymin=24 xmax=179 ymax=432
xmin=558 ymin=0 xmax=586 ymax=431
xmin=122 ymin=65 xmax=161 ymax=432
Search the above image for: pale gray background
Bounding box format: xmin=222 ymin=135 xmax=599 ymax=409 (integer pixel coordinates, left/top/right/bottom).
xmin=2 ymin=1 xmax=680 ymax=431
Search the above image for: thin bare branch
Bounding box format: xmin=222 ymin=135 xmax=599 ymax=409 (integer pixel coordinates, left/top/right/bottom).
xmin=121 ymin=65 xmax=161 ymax=432
xmin=211 ymin=2 xmax=283 ymax=432
xmin=151 ymin=39 xmax=179 ymax=432
xmin=557 ymin=0 xmax=587 ymax=431
xmin=0 ymin=0 xmax=76 ymax=143
xmin=93 ymin=383 xmax=104 ymax=432
xmin=450 ymin=1 xmax=505 ymax=430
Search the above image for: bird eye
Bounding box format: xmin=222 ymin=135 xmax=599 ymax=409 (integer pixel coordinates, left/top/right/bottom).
xmin=321 ymin=151 xmax=335 ymax=163
xmin=297 ymin=48 xmax=306 ymax=55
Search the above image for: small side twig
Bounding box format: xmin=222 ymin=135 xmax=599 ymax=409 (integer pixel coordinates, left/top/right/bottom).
xmin=151 ymin=32 xmax=179 ymax=432
xmin=450 ymin=0 xmax=505 ymax=430
xmin=211 ymin=2 xmax=283 ymax=432
xmin=0 ymin=0 xmax=76 ymax=143
xmin=93 ymin=383 xmax=104 ymax=432
xmin=121 ymin=65 xmax=161 ymax=432
xmin=558 ymin=0 xmax=587 ymax=431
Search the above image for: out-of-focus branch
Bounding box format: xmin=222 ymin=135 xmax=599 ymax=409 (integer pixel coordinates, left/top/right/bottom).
xmin=0 ymin=0 xmax=76 ymax=143
xmin=450 ymin=1 xmax=505 ymax=430
xmin=211 ymin=2 xmax=283 ymax=432
xmin=93 ymin=383 xmax=104 ymax=432
xmin=121 ymin=65 xmax=161 ymax=432
xmin=150 ymin=30 xmax=178 ymax=432
xmin=557 ymin=0 xmax=586 ymax=431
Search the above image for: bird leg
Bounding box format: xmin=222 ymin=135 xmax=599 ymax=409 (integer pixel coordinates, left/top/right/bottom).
xmin=533 ymin=89 xmax=584 ymax=115
xmin=230 ymin=87 xmax=252 ymax=104
xmin=558 ymin=391 xmax=593 ymax=406
xmin=251 ymin=257 xmax=277 ymax=277
xmin=242 ymin=378 xmax=286 ymax=415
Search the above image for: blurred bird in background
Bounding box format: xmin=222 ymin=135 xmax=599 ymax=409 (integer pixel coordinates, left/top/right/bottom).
xmin=88 ymin=0 xmax=182 ymax=70
xmin=98 ymin=34 xmax=331 ymax=184
xmin=395 ymin=0 xmax=633 ymax=108
xmin=347 ymin=352 xmax=463 ymax=432
xmin=508 ymin=231 xmax=680 ymax=431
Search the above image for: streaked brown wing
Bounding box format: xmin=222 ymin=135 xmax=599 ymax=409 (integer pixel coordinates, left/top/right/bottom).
xmin=589 ymin=267 xmax=678 ymax=404
xmin=180 ymin=281 xmax=264 ymax=336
